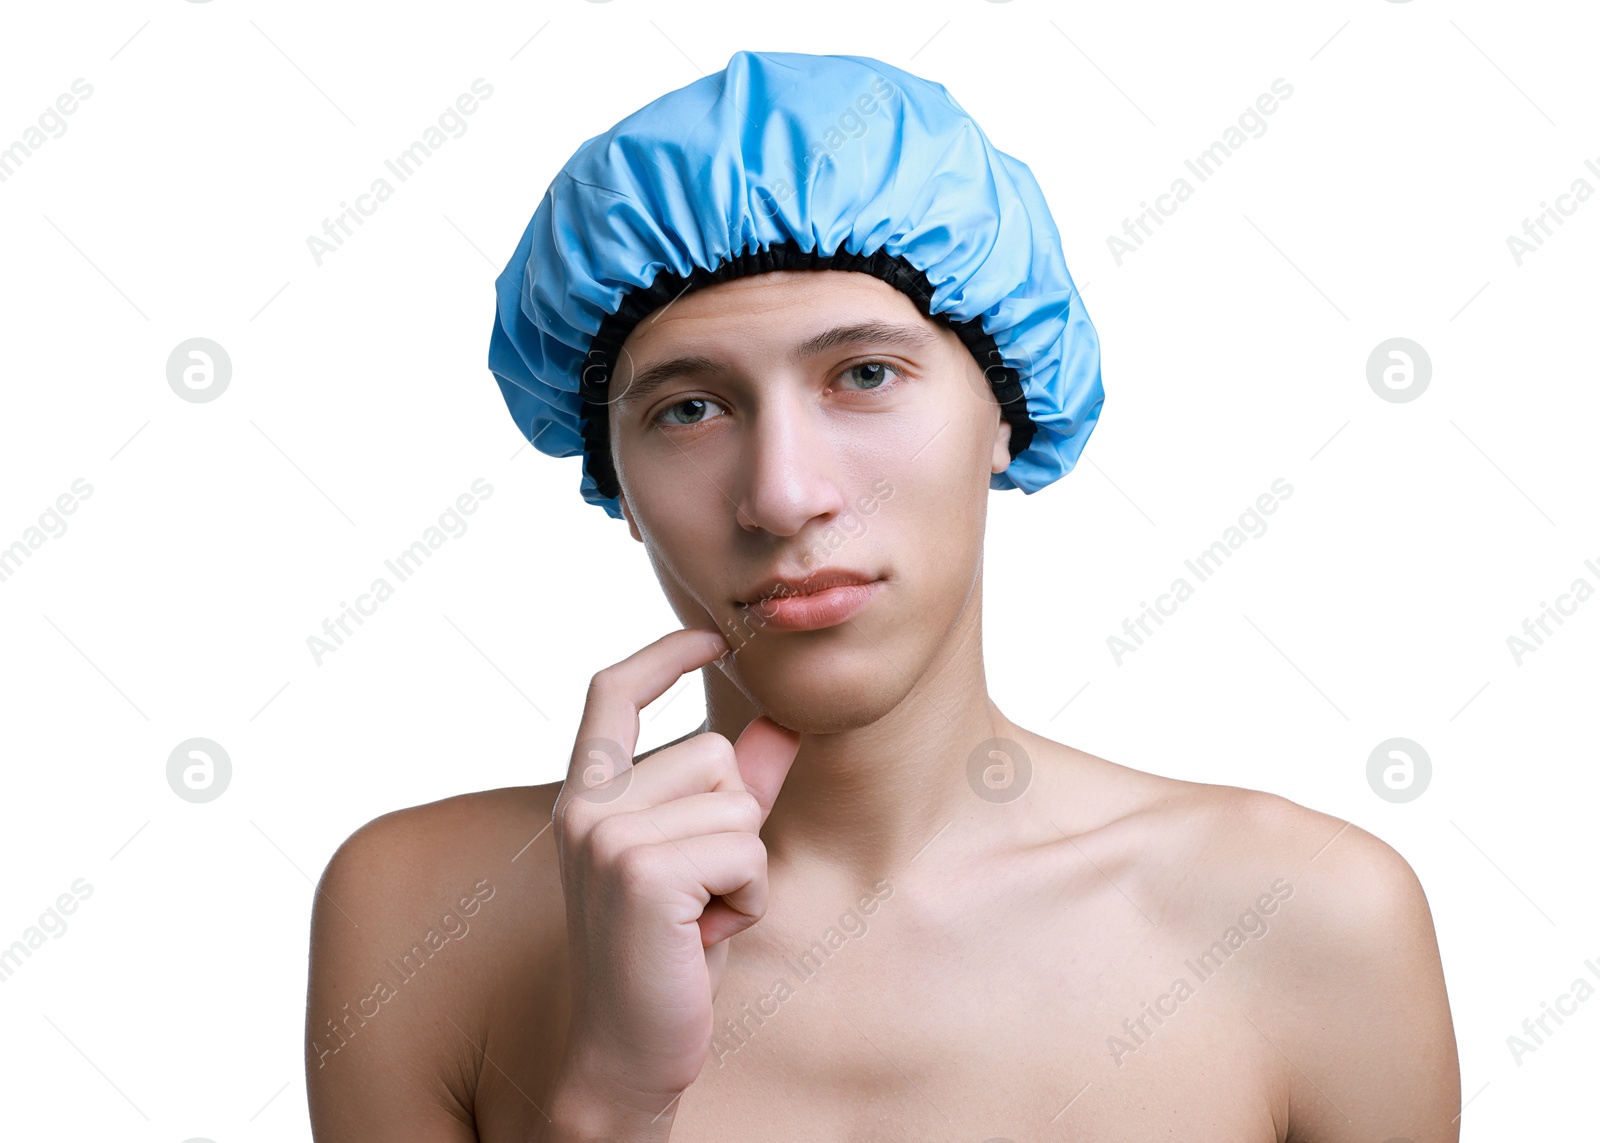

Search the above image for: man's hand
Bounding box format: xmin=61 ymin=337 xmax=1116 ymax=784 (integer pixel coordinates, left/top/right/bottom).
xmin=546 ymin=627 xmax=801 ymax=1139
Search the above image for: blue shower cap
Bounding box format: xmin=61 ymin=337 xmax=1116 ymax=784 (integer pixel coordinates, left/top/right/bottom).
xmin=488 ymin=49 xmax=1104 ymax=520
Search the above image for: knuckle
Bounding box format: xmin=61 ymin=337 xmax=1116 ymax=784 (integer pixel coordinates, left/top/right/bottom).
xmin=697 ymin=731 xmax=739 ymax=775
xmin=613 ymin=842 xmax=666 ymax=888
xmin=584 ymin=812 xmax=630 ymax=857
xmin=553 ymin=787 xmax=592 ymax=834
xmin=730 ymin=790 xmax=763 ymax=829
xmin=733 ymin=830 xmax=767 ymax=868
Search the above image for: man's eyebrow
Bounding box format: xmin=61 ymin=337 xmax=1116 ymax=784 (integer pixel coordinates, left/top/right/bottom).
xmin=790 ymin=319 xmax=940 ymax=360
xmin=612 ymin=320 xmax=940 ymax=411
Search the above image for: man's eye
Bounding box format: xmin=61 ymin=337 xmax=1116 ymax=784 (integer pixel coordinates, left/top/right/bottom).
xmin=837 ymin=361 xmax=903 ymax=391
xmin=652 ymin=364 xmax=902 ymax=428
xmin=654 ymin=397 xmax=726 ymax=427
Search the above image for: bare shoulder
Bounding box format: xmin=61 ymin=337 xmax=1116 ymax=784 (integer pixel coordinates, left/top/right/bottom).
xmin=1032 ymin=735 xmax=1459 ymax=1138
xmin=1156 ymin=777 xmax=1444 ymax=958
xmin=1023 ymin=731 xmax=1437 ymax=934
xmin=305 ymin=782 xmax=565 ymax=1142
xmin=319 ymin=781 xmax=565 ymax=884
xmin=1206 ymin=788 xmax=1460 ymax=1138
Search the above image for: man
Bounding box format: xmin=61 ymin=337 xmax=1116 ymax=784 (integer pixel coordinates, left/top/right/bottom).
xmin=306 ymin=51 xmax=1459 ymax=1142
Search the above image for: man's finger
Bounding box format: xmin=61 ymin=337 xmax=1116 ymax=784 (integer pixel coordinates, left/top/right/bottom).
xmin=731 ymin=715 xmax=801 ymax=826
xmin=567 ymin=627 xmax=729 ymax=793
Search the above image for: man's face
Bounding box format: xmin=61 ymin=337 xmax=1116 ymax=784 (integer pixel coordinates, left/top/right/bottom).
xmin=607 ymin=269 xmax=1012 ymax=732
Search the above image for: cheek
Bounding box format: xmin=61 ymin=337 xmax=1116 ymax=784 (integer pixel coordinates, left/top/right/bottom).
xmin=881 ymin=459 xmax=988 ymax=589
xmin=894 ymin=423 xmax=994 ymax=523
xmin=633 ymin=507 xmax=731 ymax=612
xmin=619 ymin=435 xmax=739 ymax=527
xmin=627 ymin=456 xmax=706 ymax=531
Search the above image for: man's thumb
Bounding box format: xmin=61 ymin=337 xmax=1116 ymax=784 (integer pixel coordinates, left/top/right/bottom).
xmin=731 ymin=715 xmax=800 ymax=824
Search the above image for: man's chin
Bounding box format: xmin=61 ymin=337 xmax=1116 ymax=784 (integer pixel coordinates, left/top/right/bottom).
xmin=717 ymin=644 xmax=914 ymax=735
xmin=745 ymin=693 xmax=903 ymax=736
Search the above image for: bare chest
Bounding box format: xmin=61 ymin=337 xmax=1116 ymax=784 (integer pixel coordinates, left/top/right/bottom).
xmin=475 ymin=898 xmax=1287 ymax=1143
xmin=670 ymin=929 xmax=1282 ymax=1142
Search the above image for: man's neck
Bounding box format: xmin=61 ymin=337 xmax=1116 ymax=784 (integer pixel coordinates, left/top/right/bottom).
xmin=698 ymin=602 xmax=1015 ymax=886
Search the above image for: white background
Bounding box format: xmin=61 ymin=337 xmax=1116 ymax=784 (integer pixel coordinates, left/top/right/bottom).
xmin=1 ymin=0 xmax=1596 ymax=1138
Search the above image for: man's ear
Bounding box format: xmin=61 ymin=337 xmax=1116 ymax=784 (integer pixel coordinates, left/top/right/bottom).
xmin=618 ymin=490 xmax=643 ymax=543
xmin=990 ymin=415 xmax=1013 ymax=475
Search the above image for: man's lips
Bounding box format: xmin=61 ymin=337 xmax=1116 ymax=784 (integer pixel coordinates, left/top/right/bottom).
xmin=736 ymin=567 xmax=879 ymax=607
xmin=740 ymin=580 xmax=884 ymax=632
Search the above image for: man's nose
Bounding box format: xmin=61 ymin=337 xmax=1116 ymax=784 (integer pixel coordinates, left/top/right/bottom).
xmin=732 ymin=392 xmax=848 ymax=536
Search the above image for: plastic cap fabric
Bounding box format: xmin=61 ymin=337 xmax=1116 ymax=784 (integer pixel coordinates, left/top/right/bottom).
xmin=488 ymin=49 xmax=1104 ymax=519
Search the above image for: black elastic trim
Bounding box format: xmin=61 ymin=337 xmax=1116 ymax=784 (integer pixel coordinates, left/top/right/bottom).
xmin=577 ymin=238 xmax=1037 ymax=503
